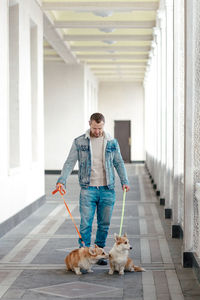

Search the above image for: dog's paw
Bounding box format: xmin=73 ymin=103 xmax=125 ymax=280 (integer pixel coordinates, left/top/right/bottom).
xmin=74 ymin=270 xmax=82 ymax=275
xmin=88 ymin=269 xmax=94 ymax=273
xmin=108 ymin=269 xmax=114 ymax=275
xmin=119 ymin=271 xmax=124 ymax=275
xmin=141 ymin=268 xmax=146 ymax=272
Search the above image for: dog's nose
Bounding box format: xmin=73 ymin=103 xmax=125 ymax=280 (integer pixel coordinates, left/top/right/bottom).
xmin=130 ymin=246 xmax=132 ymax=250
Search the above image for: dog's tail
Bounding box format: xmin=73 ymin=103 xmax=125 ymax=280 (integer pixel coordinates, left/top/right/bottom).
xmin=134 ymin=266 xmax=146 ymax=272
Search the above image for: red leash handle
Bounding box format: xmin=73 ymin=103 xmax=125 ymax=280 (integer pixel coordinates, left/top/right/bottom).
xmin=52 ymin=183 xmax=66 ymax=196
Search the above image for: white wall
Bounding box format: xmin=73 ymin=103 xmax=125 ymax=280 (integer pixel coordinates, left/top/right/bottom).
xmin=44 ymin=62 xmax=98 ymax=170
xmin=84 ymin=65 xmax=99 ymax=130
xmin=0 ymin=0 xmax=44 ymax=224
xmin=98 ymin=82 xmax=145 ymax=161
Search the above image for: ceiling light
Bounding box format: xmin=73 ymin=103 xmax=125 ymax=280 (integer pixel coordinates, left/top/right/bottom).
xmin=103 ymin=40 xmax=116 ymax=45
xmin=99 ymin=28 xmax=116 ymax=33
xmin=92 ymin=10 xmax=113 ymax=17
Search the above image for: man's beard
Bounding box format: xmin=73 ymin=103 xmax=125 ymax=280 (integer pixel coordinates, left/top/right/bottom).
xmin=90 ymin=132 xmax=103 ymax=138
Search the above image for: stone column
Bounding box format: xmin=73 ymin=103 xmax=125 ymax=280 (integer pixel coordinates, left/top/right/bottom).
xmin=172 ymin=0 xmax=185 ymax=237
xmin=195 ymin=184 xmax=200 ymax=258
xmin=183 ymin=0 xmax=200 ymax=266
xmin=144 ymin=64 xmax=152 ymax=172
xmin=192 ymin=0 xmax=200 ymax=259
xmin=151 ymin=40 xmax=158 ymax=189
xmin=164 ymin=0 xmax=174 ymax=218
xmin=145 ymin=14 xmax=163 ymax=193
xmin=153 ymin=27 xmax=161 ymax=194
xmin=144 ymin=47 xmax=157 ymax=175
xmin=157 ymin=9 xmax=167 ymax=199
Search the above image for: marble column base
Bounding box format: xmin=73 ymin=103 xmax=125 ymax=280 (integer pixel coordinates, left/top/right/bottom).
xmin=165 ymin=208 xmax=172 ymax=219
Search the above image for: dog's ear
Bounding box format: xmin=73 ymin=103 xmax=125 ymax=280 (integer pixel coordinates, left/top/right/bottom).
xmin=89 ymin=247 xmax=96 ymax=256
xmin=114 ymin=233 xmax=119 ymax=241
xmin=123 ymin=233 xmax=127 ymax=237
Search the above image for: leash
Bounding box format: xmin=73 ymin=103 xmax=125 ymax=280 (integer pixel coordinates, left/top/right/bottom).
xmin=52 ymin=183 xmax=85 ymax=247
xmin=119 ymin=188 xmax=127 ymax=236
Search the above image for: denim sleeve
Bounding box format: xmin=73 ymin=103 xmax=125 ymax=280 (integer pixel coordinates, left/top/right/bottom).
xmin=113 ymin=139 xmax=129 ymax=186
xmin=56 ymin=140 xmax=78 ymax=187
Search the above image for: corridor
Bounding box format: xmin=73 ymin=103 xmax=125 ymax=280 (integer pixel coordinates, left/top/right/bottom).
xmin=0 ymin=164 xmax=199 ymax=300
xmin=1 ymin=0 xmax=200 ymax=298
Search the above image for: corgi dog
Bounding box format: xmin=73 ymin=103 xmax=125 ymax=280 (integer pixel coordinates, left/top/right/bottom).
xmin=109 ymin=233 xmax=145 ymax=275
xmin=65 ymin=244 xmax=108 ymax=275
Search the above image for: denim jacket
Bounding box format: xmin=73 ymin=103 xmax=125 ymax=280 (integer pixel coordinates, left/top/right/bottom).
xmin=57 ymin=130 xmax=129 ymax=189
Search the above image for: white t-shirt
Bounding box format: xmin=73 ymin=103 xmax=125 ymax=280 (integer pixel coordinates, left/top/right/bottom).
xmin=90 ymin=135 xmax=107 ymax=186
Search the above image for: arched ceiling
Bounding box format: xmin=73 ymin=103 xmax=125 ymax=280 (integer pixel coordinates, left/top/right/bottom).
xmin=42 ymin=0 xmax=159 ymax=82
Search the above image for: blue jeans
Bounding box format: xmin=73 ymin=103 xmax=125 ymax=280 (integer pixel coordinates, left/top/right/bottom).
xmin=79 ymin=186 xmax=116 ymax=248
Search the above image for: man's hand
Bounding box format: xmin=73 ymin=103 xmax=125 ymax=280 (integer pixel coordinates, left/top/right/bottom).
xmin=122 ymin=184 xmax=130 ymax=192
xmin=56 ymin=183 xmax=66 ymax=194
xmin=56 ymin=183 xmax=64 ymax=190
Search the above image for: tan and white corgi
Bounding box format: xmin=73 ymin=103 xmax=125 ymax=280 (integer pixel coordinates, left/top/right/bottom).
xmin=109 ymin=233 xmax=145 ymax=275
xmin=65 ymin=244 xmax=108 ymax=275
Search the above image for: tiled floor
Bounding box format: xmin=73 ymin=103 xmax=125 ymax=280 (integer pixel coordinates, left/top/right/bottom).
xmin=0 ymin=164 xmax=200 ymax=299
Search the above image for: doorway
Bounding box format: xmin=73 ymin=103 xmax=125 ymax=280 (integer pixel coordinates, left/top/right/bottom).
xmin=114 ymin=120 xmax=131 ymax=163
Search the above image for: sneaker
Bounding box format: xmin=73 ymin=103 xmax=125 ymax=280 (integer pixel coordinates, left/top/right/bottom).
xmin=96 ymin=258 xmax=107 ymax=265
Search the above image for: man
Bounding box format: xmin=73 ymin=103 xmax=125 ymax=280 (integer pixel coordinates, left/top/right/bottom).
xmin=56 ymin=112 xmax=130 ymax=265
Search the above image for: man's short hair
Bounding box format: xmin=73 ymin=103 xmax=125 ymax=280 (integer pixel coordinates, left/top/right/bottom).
xmin=90 ymin=113 xmax=105 ymax=123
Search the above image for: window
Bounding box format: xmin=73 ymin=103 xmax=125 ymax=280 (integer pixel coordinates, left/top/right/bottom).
xmin=30 ymin=20 xmax=38 ymax=162
xmin=9 ymin=3 xmax=20 ymax=168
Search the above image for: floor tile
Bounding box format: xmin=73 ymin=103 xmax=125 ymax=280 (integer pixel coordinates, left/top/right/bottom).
xmin=0 ymin=165 xmax=200 ymax=299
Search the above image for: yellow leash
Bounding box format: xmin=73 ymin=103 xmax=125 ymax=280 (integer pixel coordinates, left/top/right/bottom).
xmin=119 ymin=188 xmax=127 ymax=236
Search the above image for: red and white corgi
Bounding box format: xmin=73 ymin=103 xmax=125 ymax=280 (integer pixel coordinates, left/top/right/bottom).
xmin=109 ymin=233 xmax=145 ymax=275
xmin=65 ymin=245 xmax=108 ymax=275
